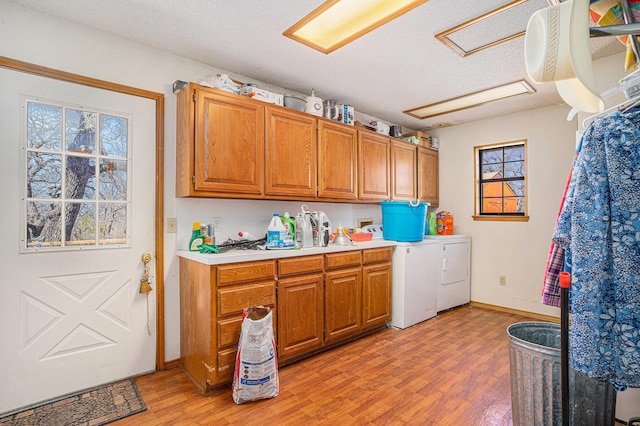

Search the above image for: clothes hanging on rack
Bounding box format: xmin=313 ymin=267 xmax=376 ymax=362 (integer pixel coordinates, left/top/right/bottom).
xmin=542 ymin=162 xmax=576 ymax=307
xmin=552 ymin=108 xmax=640 ymax=388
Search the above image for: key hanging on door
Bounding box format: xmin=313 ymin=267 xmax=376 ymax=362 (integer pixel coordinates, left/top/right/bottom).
xmin=140 ymin=252 xmax=153 ymax=293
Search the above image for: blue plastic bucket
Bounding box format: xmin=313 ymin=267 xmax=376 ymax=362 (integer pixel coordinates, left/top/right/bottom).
xmin=380 ymin=201 xmax=429 ymax=242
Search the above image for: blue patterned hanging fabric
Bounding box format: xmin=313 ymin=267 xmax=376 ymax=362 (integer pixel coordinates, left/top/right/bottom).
xmin=553 ymin=108 xmax=640 ymax=388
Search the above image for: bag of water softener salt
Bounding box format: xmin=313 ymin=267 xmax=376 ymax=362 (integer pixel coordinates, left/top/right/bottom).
xmin=232 ymin=306 xmax=279 ymax=404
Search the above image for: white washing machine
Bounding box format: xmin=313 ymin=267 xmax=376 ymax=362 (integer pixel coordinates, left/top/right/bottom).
xmin=390 ymin=239 xmax=439 ymax=329
xmin=424 ymin=235 xmax=471 ymax=311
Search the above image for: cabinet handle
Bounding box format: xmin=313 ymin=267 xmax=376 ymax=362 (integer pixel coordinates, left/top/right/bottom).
xmin=442 ymin=258 xmax=448 ymax=272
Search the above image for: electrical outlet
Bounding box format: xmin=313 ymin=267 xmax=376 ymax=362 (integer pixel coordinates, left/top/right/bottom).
xmin=167 ymin=217 xmax=177 ymax=233
xmin=499 ymin=275 xmax=507 ymax=286
xmin=211 ymin=217 xmax=221 ymax=232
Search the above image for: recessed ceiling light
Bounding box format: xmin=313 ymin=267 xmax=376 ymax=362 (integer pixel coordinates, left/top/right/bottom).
xmin=404 ymin=80 xmax=536 ymax=120
xmin=283 ymin=0 xmax=428 ymax=54
xmin=435 ymin=0 xmax=529 ymax=57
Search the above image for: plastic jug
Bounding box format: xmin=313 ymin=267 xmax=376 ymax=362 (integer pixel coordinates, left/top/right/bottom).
xmin=189 ymin=221 xmax=204 ymax=251
xmin=427 ymin=212 xmax=437 ymax=235
xmin=267 ymin=214 xmax=286 ymax=248
xmin=281 ymin=212 xmax=295 ymax=245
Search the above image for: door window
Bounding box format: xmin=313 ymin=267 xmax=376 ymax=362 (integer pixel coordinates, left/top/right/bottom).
xmin=24 ymin=99 xmax=131 ymax=250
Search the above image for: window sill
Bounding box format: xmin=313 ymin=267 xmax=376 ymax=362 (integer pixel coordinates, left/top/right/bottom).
xmin=472 ymin=215 xmax=529 ymax=222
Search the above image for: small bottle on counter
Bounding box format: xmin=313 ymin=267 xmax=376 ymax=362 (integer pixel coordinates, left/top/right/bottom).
xmin=238 ymin=231 xmax=259 ymax=241
xmin=206 ymin=223 xmax=215 ymax=246
xmin=189 ymin=221 xmax=204 ymax=251
xmin=295 ymin=213 xmax=303 ymax=248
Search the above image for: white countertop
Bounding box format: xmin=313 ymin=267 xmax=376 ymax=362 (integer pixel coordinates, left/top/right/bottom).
xmin=177 ymin=239 xmax=397 ymax=265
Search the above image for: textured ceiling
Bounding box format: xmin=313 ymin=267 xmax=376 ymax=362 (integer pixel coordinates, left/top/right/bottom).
xmin=8 ymin=0 xmax=625 ymax=131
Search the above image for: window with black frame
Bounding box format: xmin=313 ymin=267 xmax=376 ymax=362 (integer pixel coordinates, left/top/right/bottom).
xmin=474 ymin=140 xmax=527 ymax=221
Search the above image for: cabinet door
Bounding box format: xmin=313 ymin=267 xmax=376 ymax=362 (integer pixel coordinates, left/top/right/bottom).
xmin=194 ymin=88 xmax=265 ymax=195
xmin=277 ymin=274 xmax=324 ymax=362
xmin=362 ymin=262 xmax=392 ymax=330
xmin=325 ymin=268 xmax=362 ymax=343
xmin=358 ymin=131 xmax=390 ymax=201
xmin=317 ymin=120 xmax=358 ymax=200
xmin=391 ymin=140 xmax=417 ymax=200
xmin=418 ymin=146 xmax=439 ymax=206
xmin=265 ymin=107 xmax=317 ymax=198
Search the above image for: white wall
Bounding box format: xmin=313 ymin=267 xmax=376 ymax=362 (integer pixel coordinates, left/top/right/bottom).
xmin=2 ymin=2 xmax=630 ymax=360
xmin=430 ymin=105 xmax=576 ymax=317
xmin=429 ymin=52 xmax=628 ymax=318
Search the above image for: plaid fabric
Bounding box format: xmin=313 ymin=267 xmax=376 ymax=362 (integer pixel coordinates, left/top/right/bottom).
xmin=542 ymin=243 xmax=565 ymax=307
xmin=542 ymin=154 xmax=576 ymax=307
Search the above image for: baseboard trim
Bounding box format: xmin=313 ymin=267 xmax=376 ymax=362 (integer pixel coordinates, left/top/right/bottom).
xmin=470 ymin=301 xmax=560 ymax=324
xmin=163 ymin=358 xmax=182 ymax=370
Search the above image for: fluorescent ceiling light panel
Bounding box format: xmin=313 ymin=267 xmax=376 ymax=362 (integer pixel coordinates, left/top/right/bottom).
xmin=283 ymin=0 xmax=428 ymax=54
xmin=436 ymin=0 xmax=528 ymax=57
xmin=404 ymin=80 xmax=535 ymax=119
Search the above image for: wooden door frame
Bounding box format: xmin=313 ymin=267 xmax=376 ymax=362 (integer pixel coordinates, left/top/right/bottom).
xmin=0 ymin=56 xmax=167 ymax=370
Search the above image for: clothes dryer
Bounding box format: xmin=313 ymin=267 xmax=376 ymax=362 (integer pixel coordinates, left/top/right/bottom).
xmin=424 ymin=235 xmax=471 ymax=311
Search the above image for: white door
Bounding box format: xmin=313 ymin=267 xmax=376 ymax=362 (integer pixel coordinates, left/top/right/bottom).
xmin=0 ymin=68 xmax=156 ymax=414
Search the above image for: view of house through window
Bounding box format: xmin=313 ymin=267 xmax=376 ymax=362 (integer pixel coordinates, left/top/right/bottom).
xmin=475 ymin=140 xmax=526 ymax=219
xmin=24 ymin=99 xmax=131 ymax=250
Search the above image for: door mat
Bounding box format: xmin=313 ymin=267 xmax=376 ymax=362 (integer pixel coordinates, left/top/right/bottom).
xmin=0 ymin=378 xmax=146 ymax=426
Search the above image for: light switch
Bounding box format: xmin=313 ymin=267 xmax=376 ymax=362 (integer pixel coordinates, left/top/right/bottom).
xmin=167 ymin=217 xmax=177 ymax=233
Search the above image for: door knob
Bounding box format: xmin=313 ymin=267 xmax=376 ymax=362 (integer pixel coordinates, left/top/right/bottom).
xmin=140 ymin=252 xmax=153 ymax=293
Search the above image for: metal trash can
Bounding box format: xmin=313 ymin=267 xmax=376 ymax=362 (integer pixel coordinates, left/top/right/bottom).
xmin=507 ymin=322 xmax=616 ymax=426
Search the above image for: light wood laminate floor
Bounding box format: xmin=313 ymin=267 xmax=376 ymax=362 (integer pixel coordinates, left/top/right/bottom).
xmin=115 ymin=305 xmax=547 ymax=425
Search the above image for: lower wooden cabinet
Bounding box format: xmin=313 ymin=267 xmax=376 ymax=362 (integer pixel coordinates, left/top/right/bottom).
xmin=325 ymin=266 xmax=362 ymax=343
xmin=179 ymin=246 xmax=392 ymax=391
xmin=362 ymin=248 xmax=392 ymax=331
xmin=276 ymin=256 xmax=324 ymax=363
xmin=179 ymin=258 xmax=276 ymax=392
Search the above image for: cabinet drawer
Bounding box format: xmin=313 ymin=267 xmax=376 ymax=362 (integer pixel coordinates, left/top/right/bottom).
xmin=218 ymin=316 xmax=243 ymax=349
xmin=217 ymin=348 xmax=236 ymax=383
xmin=278 ymin=255 xmax=324 ymax=277
xmin=217 ymin=260 xmax=275 ymax=286
xmin=362 ymin=247 xmax=392 ymax=264
xmin=217 ymin=281 xmax=276 ymax=316
xmin=325 ymin=251 xmax=361 ymax=270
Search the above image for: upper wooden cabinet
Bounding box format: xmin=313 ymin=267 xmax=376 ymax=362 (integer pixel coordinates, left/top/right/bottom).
xmin=418 ymin=146 xmax=439 ymax=206
xmin=265 ymin=107 xmax=317 ymax=198
xmin=177 ymin=84 xmax=265 ymax=197
xmin=317 ymin=120 xmax=358 ymax=200
xmin=358 ymin=131 xmax=391 ymax=201
xmin=391 ymin=139 xmax=417 ymax=201
xmin=176 ymin=83 xmax=438 ymax=202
